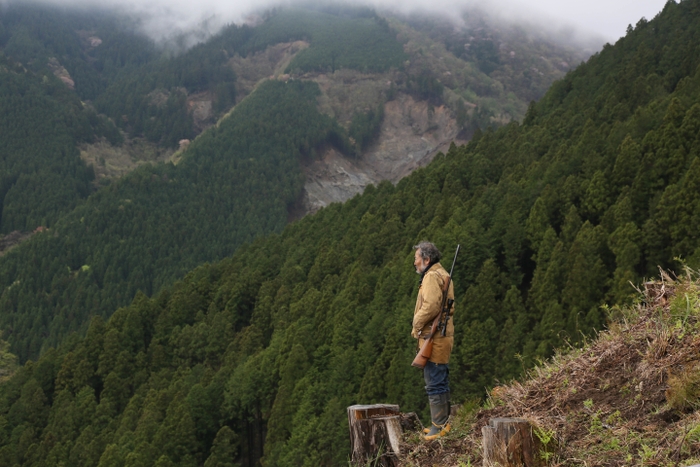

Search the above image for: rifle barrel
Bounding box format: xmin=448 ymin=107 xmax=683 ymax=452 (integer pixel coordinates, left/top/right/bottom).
xmin=439 ymin=245 xmax=460 ymax=336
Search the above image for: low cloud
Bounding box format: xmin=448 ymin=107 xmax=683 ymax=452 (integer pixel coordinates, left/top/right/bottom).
xmin=6 ymin=0 xmax=666 ymax=48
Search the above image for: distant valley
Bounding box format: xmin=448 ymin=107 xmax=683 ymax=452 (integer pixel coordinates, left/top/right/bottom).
xmin=0 ymin=3 xmax=590 ymax=360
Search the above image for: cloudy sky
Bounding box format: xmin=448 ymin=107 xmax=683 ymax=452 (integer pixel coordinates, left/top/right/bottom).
xmin=23 ymin=0 xmax=669 ymax=44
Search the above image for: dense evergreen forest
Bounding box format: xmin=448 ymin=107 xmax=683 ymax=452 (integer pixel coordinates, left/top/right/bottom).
xmin=1 ymin=4 xmax=401 ymax=153
xmin=0 ymin=2 xmax=233 ymax=148
xmin=0 ymin=4 xmax=403 ymax=360
xmin=0 ymin=4 xmax=139 ymax=232
xmin=0 ymin=79 xmax=347 ymax=361
xmin=0 ymin=54 xmax=98 ymax=233
xmin=93 ymin=7 xmax=405 ymax=147
xmin=0 ymin=2 xmax=581 ymax=363
xmin=0 ymin=4 xmax=158 ymax=99
xmin=243 ymin=7 xmax=406 ymax=74
xmin=1 ymin=1 xmax=700 ymax=466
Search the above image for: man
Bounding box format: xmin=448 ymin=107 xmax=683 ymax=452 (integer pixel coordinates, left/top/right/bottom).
xmin=412 ymin=241 xmax=455 ymax=441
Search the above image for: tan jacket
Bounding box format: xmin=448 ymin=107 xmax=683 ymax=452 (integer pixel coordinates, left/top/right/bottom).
xmin=412 ymin=263 xmax=455 ymax=364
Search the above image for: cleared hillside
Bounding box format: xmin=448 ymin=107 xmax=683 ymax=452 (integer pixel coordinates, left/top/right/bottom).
xmin=403 ymin=271 xmax=700 ymax=466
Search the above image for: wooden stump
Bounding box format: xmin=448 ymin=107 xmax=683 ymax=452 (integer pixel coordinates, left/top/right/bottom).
xmin=348 ymin=404 xmax=402 ymax=466
xmin=482 ymin=417 xmax=541 ymax=467
xmin=399 ymin=412 xmax=423 ymax=432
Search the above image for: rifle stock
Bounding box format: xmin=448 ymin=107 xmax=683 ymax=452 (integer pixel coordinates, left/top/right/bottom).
xmin=411 ymin=316 xmax=439 ymax=368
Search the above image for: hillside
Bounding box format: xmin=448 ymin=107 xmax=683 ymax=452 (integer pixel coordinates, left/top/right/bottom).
xmin=0 ymin=3 xmax=590 ymax=362
xmin=402 ymin=271 xmax=700 ymax=466
xmin=0 ymin=52 xmax=120 ymax=233
xmin=0 ymin=79 xmax=345 ymax=361
xmin=0 ymin=1 xmax=699 ymax=466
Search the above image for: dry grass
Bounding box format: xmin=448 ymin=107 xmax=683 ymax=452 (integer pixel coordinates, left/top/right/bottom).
xmin=401 ymin=269 xmax=700 ymax=466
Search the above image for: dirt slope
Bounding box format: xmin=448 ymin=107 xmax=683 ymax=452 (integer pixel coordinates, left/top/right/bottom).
xmin=401 ymin=272 xmax=700 ymax=467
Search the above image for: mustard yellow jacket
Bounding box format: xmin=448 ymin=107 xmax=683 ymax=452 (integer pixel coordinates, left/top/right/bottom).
xmin=412 ymin=262 xmax=455 ymax=364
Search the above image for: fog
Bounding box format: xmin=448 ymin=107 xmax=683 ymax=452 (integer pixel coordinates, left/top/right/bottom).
xmin=4 ymin=0 xmax=669 ymax=48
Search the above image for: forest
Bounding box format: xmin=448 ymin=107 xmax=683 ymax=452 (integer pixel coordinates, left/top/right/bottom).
xmin=247 ymin=8 xmax=406 ymax=74
xmin=0 ymin=52 xmax=119 ymax=233
xmin=1 ymin=0 xmax=700 ymax=466
xmin=0 ymin=1 xmax=574 ymax=363
xmin=0 ymin=4 xmax=152 ymax=234
xmin=0 ymin=3 xmax=411 ymax=361
xmin=0 ymin=79 xmax=347 ymax=361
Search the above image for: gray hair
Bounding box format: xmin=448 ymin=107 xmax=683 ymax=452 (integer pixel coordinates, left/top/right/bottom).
xmin=414 ymin=241 xmax=441 ymax=263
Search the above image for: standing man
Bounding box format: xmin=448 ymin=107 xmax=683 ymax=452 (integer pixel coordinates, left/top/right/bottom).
xmin=412 ymin=241 xmax=455 ymax=440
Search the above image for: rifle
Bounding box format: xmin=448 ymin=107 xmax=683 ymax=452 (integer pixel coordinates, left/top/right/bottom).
xmin=411 ymin=245 xmax=460 ymax=369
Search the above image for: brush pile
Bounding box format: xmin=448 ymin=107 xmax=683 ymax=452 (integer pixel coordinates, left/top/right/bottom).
xmin=401 ymin=270 xmax=700 ymax=466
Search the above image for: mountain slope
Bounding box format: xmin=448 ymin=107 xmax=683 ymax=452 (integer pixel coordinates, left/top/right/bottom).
xmin=0 ymin=3 xmax=591 ymax=362
xmin=403 ymin=272 xmax=700 ymax=466
xmin=1 ymin=1 xmax=700 ymax=466
xmin=0 ymin=52 xmax=120 ymax=233
xmin=0 ymin=79 xmax=345 ymax=361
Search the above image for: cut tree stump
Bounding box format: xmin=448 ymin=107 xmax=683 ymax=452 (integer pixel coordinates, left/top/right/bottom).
xmin=399 ymin=412 xmax=423 ymax=432
xmin=348 ymin=404 xmax=402 ymax=466
xmin=482 ymin=417 xmax=541 ymax=467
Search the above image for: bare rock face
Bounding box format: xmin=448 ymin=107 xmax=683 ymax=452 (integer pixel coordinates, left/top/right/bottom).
xmin=302 ymin=93 xmax=466 ymax=215
xmin=226 ymin=45 xmax=465 ymax=217
xmin=302 ymin=149 xmax=375 ymax=214
xmin=362 ymin=93 xmax=462 ymax=183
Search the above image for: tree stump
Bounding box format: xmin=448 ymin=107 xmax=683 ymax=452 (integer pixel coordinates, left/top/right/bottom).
xmin=482 ymin=417 xmax=541 ymax=467
xmin=399 ymin=412 xmax=423 ymax=432
xmin=348 ymin=404 xmax=402 ymax=466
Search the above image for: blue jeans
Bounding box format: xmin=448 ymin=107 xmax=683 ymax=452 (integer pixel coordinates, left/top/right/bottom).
xmin=423 ymin=361 xmax=450 ymax=395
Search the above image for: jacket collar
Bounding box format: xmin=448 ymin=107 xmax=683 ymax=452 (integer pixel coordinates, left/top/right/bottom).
xmin=419 ymin=262 xmax=437 ymax=285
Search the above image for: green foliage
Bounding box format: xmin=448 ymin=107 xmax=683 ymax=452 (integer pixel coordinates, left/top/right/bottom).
xmin=0 ymin=338 xmax=18 ymax=383
xmin=244 ymin=8 xmax=406 ymax=74
xmin=666 ymin=363 xmax=700 ymax=412
xmin=401 ymin=10 xmax=588 ymax=104
xmin=0 ymin=80 xmax=347 ymax=362
xmin=93 ymin=31 xmax=245 ymax=146
xmin=4 ymin=1 xmax=700 ymax=466
xmin=407 ymin=71 xmax=444 ymax=104
xmin=0 ymin=3 xmax=158 ymax=100
xmin=0 ymin=2 xmax=241 ymax=147
xmin=349 ymin=103 xmax=384 ymax=155
xmin=0 ymin=5 xmax=403 ymax=149
xmin=0 ymin=53 xmax=121 ymax=232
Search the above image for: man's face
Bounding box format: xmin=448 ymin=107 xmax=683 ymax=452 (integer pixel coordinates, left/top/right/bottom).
xmin=414 ymin=249 xmax=430 ymax=274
